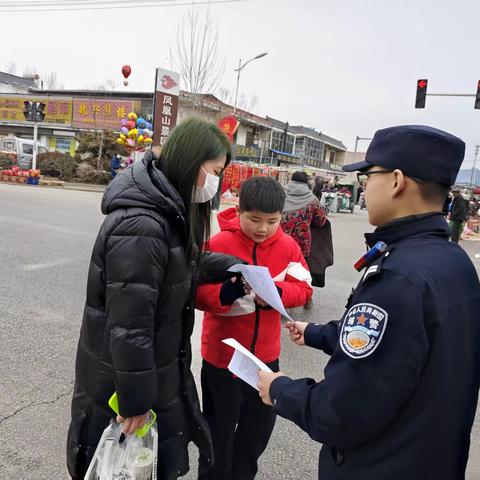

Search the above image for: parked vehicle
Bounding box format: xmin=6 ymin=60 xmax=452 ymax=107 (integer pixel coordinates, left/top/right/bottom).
xmin=0 ymin=136 xmax=48 ymax=170
xmin=336 ymin=182 xmax=358 ymax=213
xmin=322 ymin=191 xmax=338 ymax=215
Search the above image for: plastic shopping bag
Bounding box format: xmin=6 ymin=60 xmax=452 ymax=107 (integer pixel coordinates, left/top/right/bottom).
xmin=84 ymin=393 xmax=158 ymax=480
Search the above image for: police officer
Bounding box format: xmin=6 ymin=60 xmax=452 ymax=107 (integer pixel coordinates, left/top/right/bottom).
xmin=258 ymin=125 xmax=480 ymax=480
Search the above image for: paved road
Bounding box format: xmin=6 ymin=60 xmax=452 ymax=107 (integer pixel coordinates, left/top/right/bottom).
xmin=0 ymin=182 xmax=478 ymax=479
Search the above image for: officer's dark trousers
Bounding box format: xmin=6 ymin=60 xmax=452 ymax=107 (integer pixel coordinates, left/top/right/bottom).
xmin=450 ymin=221 xmax=463 ymax=243
xmin=198 ymin=360 xmax=278 ymax=480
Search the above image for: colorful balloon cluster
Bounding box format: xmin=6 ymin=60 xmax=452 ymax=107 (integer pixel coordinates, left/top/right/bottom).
xmin=116 ymin=112 xmax=154 ymax=149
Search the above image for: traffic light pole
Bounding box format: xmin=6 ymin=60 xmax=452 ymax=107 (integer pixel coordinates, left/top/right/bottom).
xmin=426 ymin=93 xmax=476 ymax=97
xmin=32 ymin=120 xmax=38 ymax=171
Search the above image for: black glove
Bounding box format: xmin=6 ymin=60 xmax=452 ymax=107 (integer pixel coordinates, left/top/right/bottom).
xmin=199 ymin=252 xmax=248 ymax=285
xmin=219 ymin=276 xmax=247 ymax=306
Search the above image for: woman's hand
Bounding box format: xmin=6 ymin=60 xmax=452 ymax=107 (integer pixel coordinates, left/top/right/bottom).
xmin=284 ymin=321 xmax=308 ymax=346
xmin=116 ymin=412 xmax=149 ymax=435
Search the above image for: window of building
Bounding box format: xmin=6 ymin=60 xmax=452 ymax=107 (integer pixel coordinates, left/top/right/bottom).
xmin=245 ymin=131 xmax=255 ymax=147
xmin=329 ymin=150 xmax=336 ymax=163
xmin=56 ymin=138 xmax=71 ymax=153
xmin=271 ymin=130 xmax=295 ymax=154
xmin=295 ymin=136 xmax=304 ymax=152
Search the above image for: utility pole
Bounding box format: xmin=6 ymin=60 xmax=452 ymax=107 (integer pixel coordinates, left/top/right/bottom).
xmin=471 ymin=145 xmax=480 ymax=186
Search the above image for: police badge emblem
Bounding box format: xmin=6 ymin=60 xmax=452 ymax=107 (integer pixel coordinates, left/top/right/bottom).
xmin=340 ymin=303 xmax=388 ymax=359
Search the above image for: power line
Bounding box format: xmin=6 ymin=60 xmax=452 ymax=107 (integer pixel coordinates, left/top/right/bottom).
xmin=0 ymin=0 xmax=251 ymax=12
xmin=0 ymin=0 xmax=182 ymax=5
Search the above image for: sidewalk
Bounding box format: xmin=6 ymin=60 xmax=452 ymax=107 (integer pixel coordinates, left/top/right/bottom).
xmin=62 ymin=182 xmax=106 ymax=193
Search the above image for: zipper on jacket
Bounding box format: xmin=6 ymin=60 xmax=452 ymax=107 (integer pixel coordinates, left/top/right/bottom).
xmin=250 ymin=244 xmax=260 ymax=354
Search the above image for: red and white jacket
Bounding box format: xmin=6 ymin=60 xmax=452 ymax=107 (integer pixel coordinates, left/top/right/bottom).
xmin=196 ymin=207 xmax=313 ymax=369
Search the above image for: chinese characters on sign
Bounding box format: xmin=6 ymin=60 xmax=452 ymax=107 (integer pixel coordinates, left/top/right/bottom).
xmin=235 ymin=145 xmax=260 ymax=159
xmin=153 ymin=68 xmax=180 ymax=147
xmin=0 ymin=95 xmax=72 ymax=125
xmin=72 ymin=98 xmax=136 ymax=130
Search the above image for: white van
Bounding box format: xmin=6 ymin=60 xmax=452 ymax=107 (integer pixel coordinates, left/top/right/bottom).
xmin=0 ymin=136 xmax=48 ymax=170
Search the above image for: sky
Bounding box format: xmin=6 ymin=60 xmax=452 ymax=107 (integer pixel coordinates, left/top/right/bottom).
xmin=1 ymin=0 xmax=479 ymax=167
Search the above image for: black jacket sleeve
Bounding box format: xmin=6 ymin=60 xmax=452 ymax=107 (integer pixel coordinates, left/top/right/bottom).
xmin=105 ymin=214 xmax=168 ymax=418
xmin=304 ymin=321 xmax=339 ymax=355
xmin=270 ymin=271 xmax=429 ymax=449
xmin=451 ymin=198 xmax=468 ymax=222
xmin=198 ymin=251 xmax=247 ymax=284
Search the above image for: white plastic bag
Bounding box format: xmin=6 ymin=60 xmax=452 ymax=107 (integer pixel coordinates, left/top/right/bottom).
xmin=84 ymin=418 xmax=158 ymax=480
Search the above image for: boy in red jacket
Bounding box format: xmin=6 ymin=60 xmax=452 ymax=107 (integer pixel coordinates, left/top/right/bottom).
xmin=196 ymin=176 xmax=312 ymax=480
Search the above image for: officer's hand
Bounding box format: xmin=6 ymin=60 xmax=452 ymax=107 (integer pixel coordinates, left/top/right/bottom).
xmin=258 ymin=371 xmax=285 ymax=406
xmin=284 ymin=321 xmax=308 ymax=346
xmin=116 ymin=412 xmax=149 ymax=435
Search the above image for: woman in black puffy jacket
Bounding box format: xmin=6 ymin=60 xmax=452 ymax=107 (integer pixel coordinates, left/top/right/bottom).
xmin=67 ymin=117 xmax=237 ymax=480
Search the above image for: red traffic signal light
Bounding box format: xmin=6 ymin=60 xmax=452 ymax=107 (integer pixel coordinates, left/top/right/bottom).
xmin=415 ymin=79 xmax=428 ymax=108
xmin=475 ymin=80 xmax=480 ymax=110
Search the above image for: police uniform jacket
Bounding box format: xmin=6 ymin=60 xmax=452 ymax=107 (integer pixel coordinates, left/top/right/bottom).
xmin=270 ymin=212 xmax=480 ymax=480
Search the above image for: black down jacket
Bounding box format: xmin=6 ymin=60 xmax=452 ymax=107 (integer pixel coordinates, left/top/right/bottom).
xmin=67 ymin=154 xmax=242 ymax=479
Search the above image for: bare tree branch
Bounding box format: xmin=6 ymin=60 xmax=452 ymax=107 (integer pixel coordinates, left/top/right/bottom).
xmin=171 ymin=7 xmax=225 ymax=99
xmin=217 ymin=87 xmax=258 ymax=113
xmin=43 ymin=71 xmax=58 ymax=89
xmin=7 ymin=62 xmax=17 ymax=75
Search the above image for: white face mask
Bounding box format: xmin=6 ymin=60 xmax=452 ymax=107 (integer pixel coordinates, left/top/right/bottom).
xmin=192 ymin=167 xmax=220 ymax=203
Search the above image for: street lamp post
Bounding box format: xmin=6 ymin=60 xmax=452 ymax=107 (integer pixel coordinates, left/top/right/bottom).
xmin=233 ymin=52 xmax=268 ymax=115
xmin=353 ymin=136 xmax=373 ymax=161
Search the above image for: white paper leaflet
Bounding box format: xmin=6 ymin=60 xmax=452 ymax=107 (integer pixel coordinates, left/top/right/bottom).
xmin=222 ymin=338 xmax=272 ymax=390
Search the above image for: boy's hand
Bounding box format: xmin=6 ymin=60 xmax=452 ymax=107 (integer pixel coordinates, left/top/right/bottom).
xmin=284 ymin=321 xmax=308 ymax=346
xmin=116 ymin=412 xmax=149 ymax=435
xmin=219 ymin=276 xmax=250 ymax=306
xmin=255 ymin=295 xmax=269 ymax=307
xmin=258 ymin=371 xmax=285 ymax=406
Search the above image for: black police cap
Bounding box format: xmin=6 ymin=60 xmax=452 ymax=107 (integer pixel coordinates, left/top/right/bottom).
xmin=343 ymin=125 xmax=465 ymax=186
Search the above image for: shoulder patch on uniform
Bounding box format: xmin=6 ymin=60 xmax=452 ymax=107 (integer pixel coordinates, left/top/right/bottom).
xmin=362 ymin=265 xmax=379 ymax=283
xmin=340 ymin=303 xmax=388 ymax=359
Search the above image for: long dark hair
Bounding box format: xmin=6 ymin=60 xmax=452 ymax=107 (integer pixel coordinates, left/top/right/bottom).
xmin=157 ymin=117 xmax=232 ymax=255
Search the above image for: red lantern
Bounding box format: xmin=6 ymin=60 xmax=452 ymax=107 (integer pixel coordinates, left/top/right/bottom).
xmin=122 ymin=65 xmax=132 ymax=79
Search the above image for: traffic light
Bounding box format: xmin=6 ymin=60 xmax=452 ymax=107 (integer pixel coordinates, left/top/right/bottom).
xmin=415 ymin=79 xmax=428 ymax=108
xmin=475 ymin=80 xmax=480 ymax=109
xmin=22 ymin=101 xmax=46 ymax=122
xmin=34 ymin=102 xmax=46 ymax=122
xmin=23 ymin=101 xmax=34 ymax=121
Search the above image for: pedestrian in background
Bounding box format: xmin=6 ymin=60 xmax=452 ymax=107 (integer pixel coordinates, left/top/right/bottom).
xmin=258 ymin=125 xmax=480 ymax=480
xmin=450 ymin=188 xmax=469 ymax=243
xmin=110 ymin=153 xmax=122 ymax=179
xmin=281 ymin=171 xmax=330 ymax=306
xmin=67 ymin=117 xmax=239 ymax=480
xmin=313 ymin=176 xmax=324 ymax=201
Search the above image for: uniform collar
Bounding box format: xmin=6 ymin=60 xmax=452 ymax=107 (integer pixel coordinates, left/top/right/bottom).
xmin=365 ymin=212 xmax=449 ymax=248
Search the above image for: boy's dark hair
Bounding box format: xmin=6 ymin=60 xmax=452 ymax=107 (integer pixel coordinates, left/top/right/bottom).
xmin=416 ymin=181 xmax=450 ymax=206
xmin=239 ymin=176 xmax=286 ymax=213
xmin=291 ymin=171 xmax=309 ymax=184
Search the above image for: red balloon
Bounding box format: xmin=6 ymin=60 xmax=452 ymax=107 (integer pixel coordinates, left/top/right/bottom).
xmin=122 ymin=65 xmax=132 ymax=79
